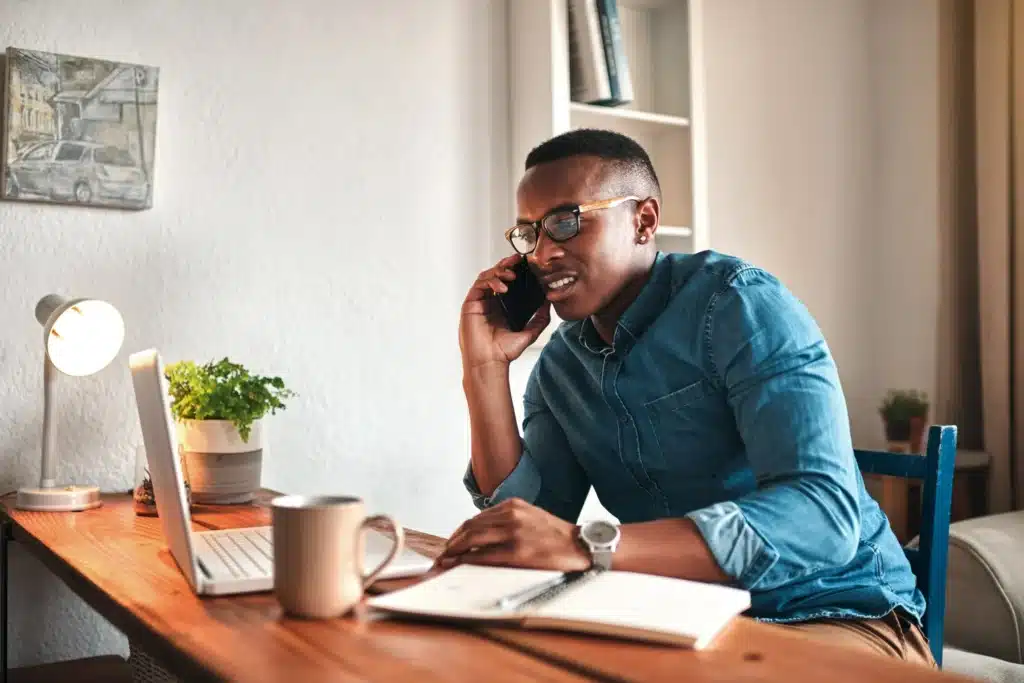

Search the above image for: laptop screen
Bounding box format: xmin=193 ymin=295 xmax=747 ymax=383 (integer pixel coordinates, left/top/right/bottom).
xmin=128 ymin=348 xmax=203 ymax=591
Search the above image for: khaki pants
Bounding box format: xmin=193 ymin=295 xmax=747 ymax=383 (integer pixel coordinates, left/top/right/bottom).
xmin=778 ymin=611 xmax=936 ymax=667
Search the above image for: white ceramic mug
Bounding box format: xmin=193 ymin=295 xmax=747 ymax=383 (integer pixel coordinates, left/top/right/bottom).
xmin=271 ymin=495 xmax=404 ymax=619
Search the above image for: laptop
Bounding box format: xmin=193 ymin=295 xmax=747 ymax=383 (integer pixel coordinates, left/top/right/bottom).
xmin=128 ymin=348 xmax=435 ymax=596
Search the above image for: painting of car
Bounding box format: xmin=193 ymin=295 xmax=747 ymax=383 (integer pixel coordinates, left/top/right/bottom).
xmin=2 ymin=47 xmax=158 ymax=209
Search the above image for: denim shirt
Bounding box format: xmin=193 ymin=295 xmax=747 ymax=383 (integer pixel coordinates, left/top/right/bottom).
xmin=464 ymin=250 xmax=925 ymax=624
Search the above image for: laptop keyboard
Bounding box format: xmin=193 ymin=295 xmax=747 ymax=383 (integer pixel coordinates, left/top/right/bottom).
xmin=195 ymin=527 xmax=273 ymax=580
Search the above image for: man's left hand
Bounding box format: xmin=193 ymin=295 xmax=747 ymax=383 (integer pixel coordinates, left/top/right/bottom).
xmin=436 ymin=498 xmax=591 ymax=571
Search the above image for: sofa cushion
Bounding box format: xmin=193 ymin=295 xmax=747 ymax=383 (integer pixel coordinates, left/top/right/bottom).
xmin=943 ymin=647 xmax=1024 ymax=683
xmin=944 ymin=510 xmax=1024 ymax=664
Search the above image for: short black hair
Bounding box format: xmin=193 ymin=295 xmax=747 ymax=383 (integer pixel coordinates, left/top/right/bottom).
xmin=524 ymin=128 xmax=661 ymax=198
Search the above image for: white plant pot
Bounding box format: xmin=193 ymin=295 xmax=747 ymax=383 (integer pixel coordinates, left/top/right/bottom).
xmin=176 ymin=419 xmax=264 ymax=504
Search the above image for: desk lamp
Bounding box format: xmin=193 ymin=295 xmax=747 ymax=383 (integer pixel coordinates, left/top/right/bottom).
xmin=16 ymin=294 xmax=125 ymax=511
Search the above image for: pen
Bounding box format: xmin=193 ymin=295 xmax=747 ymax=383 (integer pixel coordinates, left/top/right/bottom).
xmin=491 ymin=569 xmax=593 ymax=611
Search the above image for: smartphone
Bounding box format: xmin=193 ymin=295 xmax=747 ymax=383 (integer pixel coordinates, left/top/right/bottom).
xmin=496 ymin=258 xmax=547 ymax=332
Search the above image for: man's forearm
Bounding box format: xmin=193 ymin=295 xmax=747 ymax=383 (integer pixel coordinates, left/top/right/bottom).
xmin=464 ymin=362 xmax=523 ymax=496
xmin=613 ymin=518 xmax=731 ymax=583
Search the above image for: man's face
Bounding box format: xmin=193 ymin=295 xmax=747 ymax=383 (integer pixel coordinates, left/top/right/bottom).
xmin=515 ymin=155 xmax=639 ymax=321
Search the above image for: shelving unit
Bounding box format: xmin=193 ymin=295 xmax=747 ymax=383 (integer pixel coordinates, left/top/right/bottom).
xmin=507 ymin=0 xmax=708 ymax=344
xmin=568 ymin=102 xmax=690 ymax=129
xmin=658 ymin=225 xmax=693 ymax=238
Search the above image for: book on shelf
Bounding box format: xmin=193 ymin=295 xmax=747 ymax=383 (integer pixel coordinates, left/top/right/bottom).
xmin=569 ymin=0 xmax=634 ymax=107
xmin=569 ymin=0 xmax=610 ymax=103
xmin=367 ymin=564 xmax=751 ymax=649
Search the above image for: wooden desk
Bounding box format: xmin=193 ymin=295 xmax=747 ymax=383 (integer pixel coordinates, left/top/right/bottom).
xmin=0 ymin=491 xmax=972 ymax=683
xmin=0 ymin=492 xmax=589 ymax=683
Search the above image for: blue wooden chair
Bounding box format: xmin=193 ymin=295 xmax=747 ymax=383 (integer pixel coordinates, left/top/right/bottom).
xmin=854 ymin=424 xmax=957 ymax=667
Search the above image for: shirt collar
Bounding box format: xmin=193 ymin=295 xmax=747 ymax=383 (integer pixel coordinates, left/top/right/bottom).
xmin=577 ymin=251 xmax=672 ymax=355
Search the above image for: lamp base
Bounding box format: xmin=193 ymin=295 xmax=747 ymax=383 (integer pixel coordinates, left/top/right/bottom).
xmin=16 ymin=485 xmax=102 ymax=512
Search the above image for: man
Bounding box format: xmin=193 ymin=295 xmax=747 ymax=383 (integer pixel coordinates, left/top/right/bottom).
xmin=439 ymin=129 xmax=932 ymax=665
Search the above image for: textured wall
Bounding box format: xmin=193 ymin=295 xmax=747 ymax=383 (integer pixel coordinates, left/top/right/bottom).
xmin=0 ymin=0 xmax=508 ymax=665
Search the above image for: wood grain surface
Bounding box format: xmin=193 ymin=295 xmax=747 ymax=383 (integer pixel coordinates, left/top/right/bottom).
xmin=1 ymin=491 xmax=587 ymax=683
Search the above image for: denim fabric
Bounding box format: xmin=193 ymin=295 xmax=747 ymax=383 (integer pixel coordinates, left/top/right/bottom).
xmin=464 ymin=250 xmax=926 ymax=624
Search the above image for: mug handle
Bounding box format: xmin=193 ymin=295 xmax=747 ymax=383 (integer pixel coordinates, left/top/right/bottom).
xmin=358 ymin=514 xmax=405 ymax=589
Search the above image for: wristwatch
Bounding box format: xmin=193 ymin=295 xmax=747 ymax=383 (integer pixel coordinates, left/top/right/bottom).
xmin=578 ymin=520 xmax=621 ymax=570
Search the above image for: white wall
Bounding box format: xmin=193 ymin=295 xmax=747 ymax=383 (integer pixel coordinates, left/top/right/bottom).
xmin=0 ymin=0 xmax=509 ymax=666
xmin=698 ymin=0 xmax=940 ymax=448
xmin=866 ymin=0 xmax=941 ymax=443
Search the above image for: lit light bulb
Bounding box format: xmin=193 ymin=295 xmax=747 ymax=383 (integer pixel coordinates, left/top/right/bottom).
xmin=46 ymin=300 xmax=125 ymax=376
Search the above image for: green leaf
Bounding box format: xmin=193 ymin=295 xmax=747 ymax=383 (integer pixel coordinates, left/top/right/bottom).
xmin=878 ymin=389 xmax=929 ymax=423
xmin=164 ymin=357 xmax=296 ymax=442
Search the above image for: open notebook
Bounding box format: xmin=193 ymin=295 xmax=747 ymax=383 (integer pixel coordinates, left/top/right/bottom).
xmin=367 ymin=564 xmax=751 ymax=649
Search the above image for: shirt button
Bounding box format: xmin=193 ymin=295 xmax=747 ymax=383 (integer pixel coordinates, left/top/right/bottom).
xmin=620 ymin=415 xmax=629 ymax=424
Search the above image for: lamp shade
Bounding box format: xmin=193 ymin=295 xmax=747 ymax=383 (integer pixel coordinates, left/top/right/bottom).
xmin=36 ymin=294 xmax=125 ymax=376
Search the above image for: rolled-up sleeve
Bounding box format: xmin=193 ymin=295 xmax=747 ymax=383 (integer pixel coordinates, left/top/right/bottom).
xmin=463 ymin=373 xmax=590 ymax=523
xmin=685 ymin=267 xmax=861 ymax=590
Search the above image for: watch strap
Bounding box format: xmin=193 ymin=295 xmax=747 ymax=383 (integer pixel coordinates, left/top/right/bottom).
xmin=592 ymin=548 xmax=613 ymax=570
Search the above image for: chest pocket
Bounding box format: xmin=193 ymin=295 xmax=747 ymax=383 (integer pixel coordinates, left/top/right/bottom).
xmin=643 ymin=378 xmax=721 ymax=476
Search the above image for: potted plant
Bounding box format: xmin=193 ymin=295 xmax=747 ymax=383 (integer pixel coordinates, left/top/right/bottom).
xmin=133 ymin=471 xmax=157 ymax=515
xmin=878 ymin=389 xmax=930 ymax=453
xmin=164 ymin=358 xmax=295 ymax=504
xmin=134 ymin=467 xmax=192 ymax=516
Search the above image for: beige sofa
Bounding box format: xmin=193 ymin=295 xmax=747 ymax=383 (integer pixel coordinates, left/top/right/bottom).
xmin=941 ymin=510 xmax=1024 ymax=682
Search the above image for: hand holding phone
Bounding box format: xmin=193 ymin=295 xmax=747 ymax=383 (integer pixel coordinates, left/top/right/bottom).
xmin=459 ymin=255 xmax=551 ymax=368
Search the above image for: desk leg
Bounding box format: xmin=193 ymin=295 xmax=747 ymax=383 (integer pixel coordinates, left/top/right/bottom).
xmin=2 ymin=520 xmax=10 ymax=683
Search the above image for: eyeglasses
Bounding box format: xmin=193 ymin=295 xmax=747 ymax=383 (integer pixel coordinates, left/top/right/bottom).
xmin=504 ymin=195 xmax=641 ymax=255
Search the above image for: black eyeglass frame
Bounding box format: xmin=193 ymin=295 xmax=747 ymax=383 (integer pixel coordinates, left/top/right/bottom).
xmin=503 ymin=195 xmax=642 ymax=255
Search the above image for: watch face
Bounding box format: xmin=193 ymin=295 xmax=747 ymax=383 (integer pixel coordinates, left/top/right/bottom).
xmin=583 ymin=520 xmax=619 ymax=544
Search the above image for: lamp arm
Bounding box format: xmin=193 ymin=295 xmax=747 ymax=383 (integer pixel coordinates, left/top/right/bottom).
xmin=40 ymin=355 xmax=57 ymax=489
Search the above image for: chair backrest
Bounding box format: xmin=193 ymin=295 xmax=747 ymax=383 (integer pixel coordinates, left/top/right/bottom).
xmin=854 ymin=424 xmax=957 ymax=667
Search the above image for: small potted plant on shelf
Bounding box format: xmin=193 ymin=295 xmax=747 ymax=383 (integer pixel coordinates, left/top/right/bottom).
xmin=164 ymin=357 xmax=295 ymax=504
xmin=878 ymin=389 xmax=930 ymax=453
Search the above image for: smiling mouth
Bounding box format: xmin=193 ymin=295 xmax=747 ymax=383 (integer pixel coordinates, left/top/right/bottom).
xmin=544 ymin=275 xmax=578 ymax=301
xmin=547 ymin=276 xmax=577 ymax=291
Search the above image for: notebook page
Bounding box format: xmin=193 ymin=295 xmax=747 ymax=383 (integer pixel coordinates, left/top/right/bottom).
xmin=368 ymin=564 xmax=564 ymax=619
xmin=533 ymin=570 xmax=750 ymax=642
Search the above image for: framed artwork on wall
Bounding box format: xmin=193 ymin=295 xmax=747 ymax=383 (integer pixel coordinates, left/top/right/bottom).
xmin=1 ymin=47 xmax=159 ymax=210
